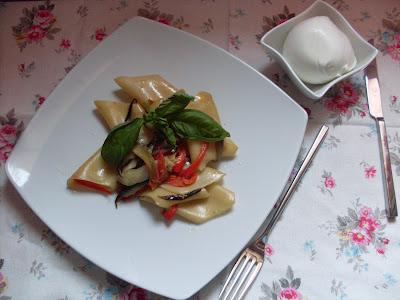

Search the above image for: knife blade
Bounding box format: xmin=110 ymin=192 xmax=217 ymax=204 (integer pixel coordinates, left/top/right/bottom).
xmin=365 ymin=44 xmax=397 ymax=219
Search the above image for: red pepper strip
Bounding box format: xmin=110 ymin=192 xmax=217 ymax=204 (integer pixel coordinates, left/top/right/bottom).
xmin=180 ymin=142 xmax=209 ymax=179
xmin=74 ymin=179 xmax=112 ymax=194
xmin=172 ymin=144 xmax=187 ymax=174
xmin=149 ymin=150 xmax=168 ymax=189
xmin=166 ymin=174 xmax=198 ymax=187
xmin=163 ymin=204 xmax=178 ymax=221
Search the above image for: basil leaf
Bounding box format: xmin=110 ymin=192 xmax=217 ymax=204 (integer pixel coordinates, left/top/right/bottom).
xmin=154 ymin=93 xmax=194 ymax=118
xmin=160 ymin=126 xmax=176 ymax=146
xmin=152 ymin=118 xmax=177 ymax=146
xmin=171 ymin=109 xmax=230 ymax=141
xmin=101 ymin=118 xmax=144 ymax=167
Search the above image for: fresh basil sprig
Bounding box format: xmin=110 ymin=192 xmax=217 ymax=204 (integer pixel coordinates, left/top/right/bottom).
xmin=101 ymin=93 xmax=230 ymax=167
xmin=101 ymin=118 xmax=144 ymax=167
xmin=171 ymin=109 xmax=230 ymax=141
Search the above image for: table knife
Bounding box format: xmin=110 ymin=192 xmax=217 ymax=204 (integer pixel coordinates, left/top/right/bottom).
xmin=365 ymin=46 xmax=397 ymax=219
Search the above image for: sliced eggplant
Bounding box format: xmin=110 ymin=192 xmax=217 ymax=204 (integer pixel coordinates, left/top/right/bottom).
xmin=115 ymin=180 xmax=148 ymax=207
xmin=140 ymin=187 xmax=209 ymax=208
xmin=161 ymin=167 xmax=225 ymax=194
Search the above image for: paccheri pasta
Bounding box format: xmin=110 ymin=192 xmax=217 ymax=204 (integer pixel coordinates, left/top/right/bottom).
xmin=67 ymin=75 xmax=238 ymax=224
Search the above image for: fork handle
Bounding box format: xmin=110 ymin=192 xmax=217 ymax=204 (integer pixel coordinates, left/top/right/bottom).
xmin=377 ymin=119 xmax=397 ymax=218
xmin=256 ymin=125 xmax=329 ymax=245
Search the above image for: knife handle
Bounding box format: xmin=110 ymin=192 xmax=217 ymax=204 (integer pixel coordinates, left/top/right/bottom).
xmin=377 ymin=119 xmax=397 ymax=218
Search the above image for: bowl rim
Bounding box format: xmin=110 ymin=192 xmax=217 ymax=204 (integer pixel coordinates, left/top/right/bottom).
xmin=260 ymin=0 xmax=378 ymax=99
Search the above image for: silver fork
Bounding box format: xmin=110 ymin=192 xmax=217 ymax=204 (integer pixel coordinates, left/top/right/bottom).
xmin=219 ymin=125 xmax=329 ymax=300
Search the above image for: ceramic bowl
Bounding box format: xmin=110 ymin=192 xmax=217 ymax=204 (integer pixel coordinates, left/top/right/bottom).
xmin=260 ymin=0 xmax=378 ymax=99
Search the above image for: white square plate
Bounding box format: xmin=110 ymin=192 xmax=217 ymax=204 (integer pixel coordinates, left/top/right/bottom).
xmin=6 ymin=17 xmax=307 ymax=299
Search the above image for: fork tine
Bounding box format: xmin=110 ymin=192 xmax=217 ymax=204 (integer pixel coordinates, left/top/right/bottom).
xmin=219 ymin=251 xmax=246 ymax=298
xmin=237 ymin=260 xmax=264 ymax=300
xmin=230 ymin=256 xmax=257 ymax=300
xmin=219 ymin=254 xmax=250 ymax=300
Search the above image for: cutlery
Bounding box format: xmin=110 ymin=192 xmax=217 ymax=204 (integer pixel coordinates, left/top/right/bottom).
xmin=365 ymin=40 xmax=397 ymax=219
xmin=219 ymin=124 xmax=329 ymax=300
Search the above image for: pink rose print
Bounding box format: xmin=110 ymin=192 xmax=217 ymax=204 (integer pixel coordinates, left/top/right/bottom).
xmin=33 ymin=9 xmax=55 ymax=28
xmin=26 ymin=25 xmax=46 ymax=42
xmin=280 ymin=287 xmax=302 ymax=300
xmin=92 ymin=27 xmax=107 ymax=41
xmin=387 ymin=43 xmax=400 ymax=61
xmin=256 ymin=6 xmax=295 ymax=40
xmin=325 ymin=82 xmax=359 ymax=114
xmin=18 ymin=62 xmax=35 ymax=78
xmin=260 ymin=266 xmax=305 ymax=300
xmin=119 ymin=285 xmax=148 ymax=300
xmin=376 ymin=247 xmax=385 ymax=255
xmin=1 ymin=124 xmax=17 ymax=136
xmin=350 ymin=228 xmax=371 ymax=246
xmin=324 ymin=176 xmax=336 ymax=188
xmin=12 ymin=2 xmax=61 ymax=51
xmin=158 ymin=17 xmax=171 ymax=26
xmin=137 ymin=1 xmax=189 ymax=29
xmin=60 ymin=38 xmax=71 ymax=49
xmin=364 ymin=166 xmax=377 ymax=178
xmin=359 ymin=216 xmax=379 ymax=232
xmin=322 ymin=80 xmax=365 ymax=124
xmin=322 ymin=199 xmax=390 ymax=272
xmin=33 ymin=95 xmax=46 ymax=111
xmin=360 ymin=206 xmax=372 ymax=217
xmin=392 ymin=96 xmax=398 ymax=103
xmin=265 ymin=244 xmax=274 ymax=257
xmin=319 ymin=171 xmax=335 ymax=196
xmin=360 ymin=162 xmax=377 ymax=179
xmin=396 ymin=33 xmax=400 ymax=42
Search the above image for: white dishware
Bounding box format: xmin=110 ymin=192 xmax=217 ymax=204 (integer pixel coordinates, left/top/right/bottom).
xmin=261 ymin=0 xmax=378 ymax=99
xmin=6 ymin=17 xmax=307 ymax=299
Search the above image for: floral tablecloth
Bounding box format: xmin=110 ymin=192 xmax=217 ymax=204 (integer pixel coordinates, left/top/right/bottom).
xmin=1 ymin=0 xmax=400 ymax=299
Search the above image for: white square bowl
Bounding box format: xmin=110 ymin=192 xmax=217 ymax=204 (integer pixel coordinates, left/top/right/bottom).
xmin=260 ymin=0 xmax=378 ymax=99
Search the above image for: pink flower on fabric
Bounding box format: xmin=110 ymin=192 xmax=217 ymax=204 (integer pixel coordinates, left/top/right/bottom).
xmin=364 ymin=166 xmax=377 ymax=178
xmin=395 ymin=33 xmax=400 ymax=42
xmin=0 ymin=143 xmax=13 ymax=162
xmin=359 ymin=206 xmax=372 ymax=217
xmin=376 ymin=247 xmax=385 ymax=255
xmin=158 ymin=17 xmax=171 ymax=26
xmin=392 ymin=96 xmax=398 ymax=103
xmin=350 ymin=228 xmax=371 ymax=245
xmin=0 ymin=124 xmax=17 ymax=136
xmin=359 ymin=216 xmax=379 ymax=232
xmin=18 ymin=63 xmax=25 ymax=73
xmin=359 ymin=111 xmax=366 ymax=118
xmin=324 ymin=176 xmax=336 ymax=189
xmin=280 ymin=287 xmax=302 ymax=300
xmin=387 ymin=43 xmax=400 ymax=61
xmin=26 ymin=25 xmax=46 ymax=42
xmin=94 ymin=27 xmax=107 ymax=41
xmin=60 ymin=38 xmax=71 ymax=49
xmin=34 ymin=9 xmax=55 ymax=28
xmin=119 ymin=285 xmax=147 ymax=300
xmin=264 ymin=244 xmax=274 ymax=256
xmin=382 ymin=238 xmax=390 ymax=245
